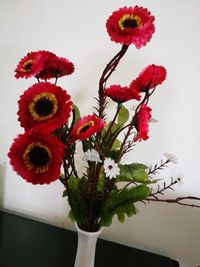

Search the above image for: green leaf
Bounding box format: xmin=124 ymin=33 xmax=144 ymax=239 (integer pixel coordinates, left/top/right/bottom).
xmin=115 ymin=203 xmax=137 ymax=223
xmin=100 ymin=189 xmax=118 ymax=227
xmin=59 ymin=173 xmax=65 ymax=180
xmin=68 ymin=209 xmax=75 ymax=222
xmin=100 ymin=185 xmax=150 ymax=227
xmin=112 ymin=138 xmax=121 ymax=150
xmin=72 ymin=104 xmax=81 ymax=124
xmin=111 ymin=185 xmax=150 ymax=221
xmin=117 ymin=105 xmax=129 ymax=126
xmin=117 ymin=163 xmax=148 ymax=183
xmin=108 ymin=150 xmax=120 ymax=160
xmin=68 ymin=176 xmax=79 ymax=191
xmin=97 ymin=172 xmax=106 ymax=192
xmin=62 ymin=189 xmax=68 ymax=198
xmin=82 ymin=140 xmax=93 ymax=152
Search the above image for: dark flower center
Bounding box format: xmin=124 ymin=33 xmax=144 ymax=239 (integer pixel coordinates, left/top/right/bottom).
xmin=23 ymin=142 xmax=52 ymax=173
xmin=108 ymin=165 xmax=113 ymax=170
xmin=28 ymin=146 xmax=50 ymax=166
xmin=119 ymin=14 xmax=142 ymax=31
xmin=34 ymin=97 xmax=54 ymax=116
xmin=122 ymin=18 xmax=138 ymax=29
xmin=29 ymin=92 xmax=58 ymax=121
xmin=77 ymin=121 xmax=94 ymax=135
xmin=80 ymin=125 xmax=91 ymax=133
xmin=22 ymin=59 xmax=34 ymax=73
xmin=24 ymin=62 xmax=33 ymax=71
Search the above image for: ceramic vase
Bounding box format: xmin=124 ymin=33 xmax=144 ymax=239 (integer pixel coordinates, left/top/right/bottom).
xmin=74 ymin=223 xmax=103 ymax=267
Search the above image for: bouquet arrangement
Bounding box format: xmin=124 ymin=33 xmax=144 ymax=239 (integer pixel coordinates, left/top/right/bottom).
xmin=8 ymin=5 xmax=200 ymax=232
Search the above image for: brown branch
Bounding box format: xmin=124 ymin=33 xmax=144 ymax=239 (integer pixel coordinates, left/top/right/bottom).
xmin=147 ymin=196 xmax=200 ymax=208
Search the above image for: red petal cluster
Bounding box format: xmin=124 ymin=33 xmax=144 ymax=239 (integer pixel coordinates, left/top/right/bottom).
xmin=106 ymin=6 xmax=155 ymax=48
xmin=70 ymin=114 xmax=105 ymax=141
xmin=15 ymin=52 xmax=44 ymax=79
xmin=134 ymin=104 xmax=152 ymax=142
xmin=15 ymin=50 xmax=74 ymax=80
xmin=104 ymin=84 xmax=141 ymax=103
xmin=18 ymin=82 xmax=72 ymax=133
xmin=8 ymin=131 xmax=64 ymax=184
xmin=36 ymin=52 xmax=74 ymax=80
xmin=130 ymin=64 xmax=167 ymax=92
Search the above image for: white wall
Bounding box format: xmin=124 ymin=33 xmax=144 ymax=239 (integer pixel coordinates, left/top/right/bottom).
xmin=1 ymin=0 xmax=200 ymax=266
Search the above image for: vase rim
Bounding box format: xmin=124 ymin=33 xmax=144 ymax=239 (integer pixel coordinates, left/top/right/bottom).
xmin=75 ymin=222 xmax=103 ymax=236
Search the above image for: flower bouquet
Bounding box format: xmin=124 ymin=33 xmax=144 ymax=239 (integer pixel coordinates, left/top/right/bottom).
xmin=8 ymin=4 xmax=200 ymax=238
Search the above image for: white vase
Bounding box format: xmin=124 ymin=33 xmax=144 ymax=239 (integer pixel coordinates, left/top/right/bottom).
xmin=74 ymin=223 xmax=103 ymax=267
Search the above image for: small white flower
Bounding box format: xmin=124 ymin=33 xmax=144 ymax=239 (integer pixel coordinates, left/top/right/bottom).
xmin=164 ymin=152 xmax=178 ymax=164
xmin=103 ymin=157 xmax=120 ymax=179
xmin=84 ymin=149 xmax=101 ymax=163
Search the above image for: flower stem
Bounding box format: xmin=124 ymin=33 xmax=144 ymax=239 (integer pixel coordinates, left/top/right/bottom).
xmin=100 ymin=103 xmax=121 ymax=150
xmin=98 ymin=44 xmax=129 ymax=119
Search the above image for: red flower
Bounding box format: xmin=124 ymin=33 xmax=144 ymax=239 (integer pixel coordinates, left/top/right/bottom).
xmin=106 ymin=6 xmax=155 ymax=48
xmin=15 ymin=50 xmax=75 ymax=80
xmin=15 ymin=52 xmax=44 ymax=79
xmin=104 ymin=84 xmax=141 ymax=103
xmin=130 ymin=65 xmax=167 ymax=92
xmin=18 ymin=82 xmax=72 ymax=133
xmin=37 ymin=52 xmax=74 ymax=80
xmin=134 ymin=104 xmax=152 ymax=142
xmin=8 ymin=131 xmax=64 ymax=184
xmin=70 ymin=114 xmax=105 ymax=141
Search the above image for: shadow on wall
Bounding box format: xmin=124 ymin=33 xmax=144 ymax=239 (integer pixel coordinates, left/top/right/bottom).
xmin=0 ymin=164 xmax=6 ymax=208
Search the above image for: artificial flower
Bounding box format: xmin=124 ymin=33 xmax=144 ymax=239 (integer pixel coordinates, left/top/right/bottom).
xmin=164 ymin=152 xmax=178 ymax=164
xmin=70 ymin=114 xmax=105 ymax=141
xmin=134 ymin=104 xmax=152 ymax=142
xmin=104 ymin=84 xmax=141 ymax=103
xmin=106 ymin=6 xmax=155 ymax=48
xmin=15 ymin=51 xmax=44 ymax=79
xmin=84 ymin=149 xmax=101 ymax=163
xmin=17 ymin=82 xmax=72 ymax=133
xmin=130 ymin=64 xmax=167 ymax=92
xmin=103 ymin=157 xmax=120 ymax=178
xmin=37 ymin=53 xmax=74 ymax=80
xmin=8 ymin=131 xmax=64 ymax=184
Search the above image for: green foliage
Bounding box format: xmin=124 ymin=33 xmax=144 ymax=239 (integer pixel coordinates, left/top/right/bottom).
xmin=67 ymin=176 xmax=104 ymax=228
xmin=82 ymin=140 xmax=93 ymax=152
xmin=72 ymin=104 xmax=81 ymax=124
xmin=117 ymin=105 xmax=129 ymax=126
xmin=67 ymin=176 xmax=89 ymax=226
xmin=101 ymin=122 xmax=121 ymax=157
xmin=96 ymin=171 xmax=106 ymax=192
xmin=100 ymin=185 xmax=150 ymax=227
xmin=111 ymin=138 xmax=121 ymax=150
xmin=117 ymin=163 xmax=149 ymax=183
xmin=62 ymin=189 xmax=68 ymax=198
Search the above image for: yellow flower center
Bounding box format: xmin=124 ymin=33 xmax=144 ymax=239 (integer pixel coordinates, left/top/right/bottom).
xmin=29 ymin=92 xmax=58 ymax=121
xmin=118 ymin=14 xmax=142 ymax=30
xmin=23 ymin=142 xmax=52 ymax=174
xmin=20 ymin=59 xmax=34 ymax=73
xmin=77 ymin=120 xmax=94 ymax=135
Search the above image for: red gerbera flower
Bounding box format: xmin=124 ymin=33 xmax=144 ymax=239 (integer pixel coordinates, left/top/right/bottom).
xmin=106 ymin=6 xmax=155 ymax=48
xmin=130 ymin=64 xmax=167 ymax=92
xmin=8 ymin=131 xmax=64 ymax=184
xmin=70 ymin=114 xmax=105 ymax=141
xmin=36 ymin=52 xmax=74 ymax=80
xmin=134 ymin=104 xmax=152 ymax=142
xmin=15 ymin=51 xmax=44 ymax=79
xmin=18 ymin=82 xmax=72 ymax=133
xmin=104 ymin=84 xmax=141 ymax=103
